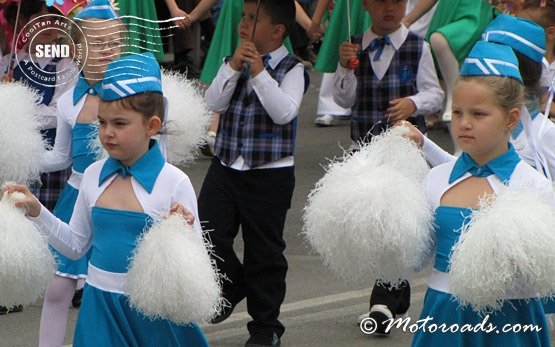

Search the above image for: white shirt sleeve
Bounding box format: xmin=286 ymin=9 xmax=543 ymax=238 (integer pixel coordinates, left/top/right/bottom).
xmin=332 ymin=64 xmax=357 ymax=109
xmin=40 ymin=95 xmax=73 ymax=172
xmin=250 ymin=62 xmax=304 ymax=125
xmin=171 ymin=176 xmax=203 ymax=238
xmin=407 ymin=42 xmax=444 ymax=115
xmin=422 ymin=136 xmax=455 ymax=167
xmin=31 ymin=174 xmax=93 ymax=260
xmin=204 ymin=62 xmax=241 ymax=113
xmin=35 ymin=58 xmax=76 ymax=129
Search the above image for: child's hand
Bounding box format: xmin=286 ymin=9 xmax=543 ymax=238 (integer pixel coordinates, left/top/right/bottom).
xmin=1 ymin=69 xmax=14 ymax=82
xmin=394 ymin=120 xmax=424 ymax=148
xmin=386 ymin=97 xmax=416 ymax=121
xmin=229 ymin=41 xmax=259 ymax=72
xmin=168 ymin=202 xmax=195 ymax=225
xmin=2 ymin=184 xmax=41 ymax=217
xmin=307 ymin=21 xmax=323 ymax=41
xmin=169 ymin=7 xmax=191 ymax=28
xmin=339 ymin=42 xmax=359 ymax=69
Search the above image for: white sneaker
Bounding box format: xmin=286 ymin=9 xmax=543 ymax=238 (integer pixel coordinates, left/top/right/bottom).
xmin=314 ymin=114 xmax=338 ymax=127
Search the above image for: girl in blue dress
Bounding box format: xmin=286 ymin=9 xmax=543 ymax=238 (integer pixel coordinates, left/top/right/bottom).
xmin=7 ymin=52 xmax=209 ymax=347
xmin=37 ymin=2 xmax=125 ymax=345
xmin=412 ymin=41 xmax=553 ymax=347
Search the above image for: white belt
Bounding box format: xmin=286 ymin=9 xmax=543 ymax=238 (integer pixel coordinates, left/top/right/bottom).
xmin=67 ymin=169 xmax=83 ymax=189
xmin=428 ymin=268 xmax=536 ymax=300
xmin=86 ymin=263 xmax=127 ymax=295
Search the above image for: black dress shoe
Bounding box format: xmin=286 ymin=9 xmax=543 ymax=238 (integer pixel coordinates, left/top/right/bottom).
xmin=72 ymin=288 xmax=83 ymax=308
xmin=0 ymin=305 xmax=23 ymax=315
xmin=209 ymin=303 xmax=236 ymax=324
xmin=245 ymin=332 xmax=280 ymax=347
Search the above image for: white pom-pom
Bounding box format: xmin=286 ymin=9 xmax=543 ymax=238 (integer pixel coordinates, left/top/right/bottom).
xmin=126 ymin=214 xmax=222 ymax=324
xmin=161 ymin=70 xmax=211 ymax=166
xmin=449 ymin=187 xmax=555 ymax=313
xmin=87 ymin=121 xmax=108 ymax=161
xmin=303 ymin=164 xmax=434 ymax=285
xmin=0 ymin=82 xmax=47 ymax=183
xmin=0 ymin=194 xmax=56 ymax=307
xmin=357 ymin=126 xmax=429 ymax=182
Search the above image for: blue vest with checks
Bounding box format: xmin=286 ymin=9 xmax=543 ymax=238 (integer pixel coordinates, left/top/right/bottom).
xmin=351 ymin=32 xmax=423 ymax=142
xmin=215 ymin=55 xmax=301 ymax=168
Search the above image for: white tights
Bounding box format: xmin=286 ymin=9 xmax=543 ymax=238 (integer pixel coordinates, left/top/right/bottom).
xmin=39 ymin=275 xmax=78 ymax=347
xmin=430 ymin=32 xmax=461 ymax=154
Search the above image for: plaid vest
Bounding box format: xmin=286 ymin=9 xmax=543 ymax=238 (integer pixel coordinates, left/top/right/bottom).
xmin=215 ymin=55 xmax=301 ymax=168
xmin=351 ymin=32 xmax=423 ymax=142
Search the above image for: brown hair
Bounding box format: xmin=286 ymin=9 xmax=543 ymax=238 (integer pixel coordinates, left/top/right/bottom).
xmin=114 ymin=92 xmax=165 ymax=125
xmin=522 ymin=0 xmax=555 ymax=27
xmin=458 ymin=75 xmax=524 ymax=113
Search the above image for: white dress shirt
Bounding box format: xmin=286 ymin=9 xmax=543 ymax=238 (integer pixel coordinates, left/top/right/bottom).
xmin=332 ymin=25 xmax=444 ymax=117
xmin=204 ymin=45 xmax=305 ymax=170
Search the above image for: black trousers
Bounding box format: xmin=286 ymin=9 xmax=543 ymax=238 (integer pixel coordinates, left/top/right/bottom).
xmin=370 ymin=280 xmax=411 ymax=315
xmin=198 ymin=158 xmax=295 ymax=337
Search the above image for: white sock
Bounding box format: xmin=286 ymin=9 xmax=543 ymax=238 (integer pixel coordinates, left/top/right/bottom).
xmin=39 ymin=276 xmax=77 ymax=347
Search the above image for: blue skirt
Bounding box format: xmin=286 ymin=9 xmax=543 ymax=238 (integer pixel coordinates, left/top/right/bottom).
xmin=74 ymin=284 xmax=209 ymax=347
xmin=51 ymin=184 xmax=89 ymax=278
xmin=411 ymin=288 xmax=550 ymax=347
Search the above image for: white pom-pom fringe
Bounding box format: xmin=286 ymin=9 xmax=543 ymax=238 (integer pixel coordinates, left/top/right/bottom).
xmin=356 ymin=125 xmax=429 ymax=182
xmin=0 ymin=82 xmax=47 ymax=183
xmin=449 ymin=187 xmax=555 ymax=313
xmin=161 ymin=70 xmax=211 ymax=166
xmin=303 ymin=164 xmax=433 ymax=285
xmin=87 ymin=121 xmax=108 ymax=161
xmin=126 ymin=214 xmax=223 ymax=324
xmin=0 ymin=194 xmax=56 ymax=307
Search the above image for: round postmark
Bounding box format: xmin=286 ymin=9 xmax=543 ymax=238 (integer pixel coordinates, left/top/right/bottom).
xmin=15 ymin=14 xmax=88 ymax=88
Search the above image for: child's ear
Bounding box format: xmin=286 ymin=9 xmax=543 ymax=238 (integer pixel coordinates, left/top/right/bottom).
xmin=147 ymin=115 xmax=162 ymax=136
xmin=506 ymin=107 xmax=520 ymax=132
xmin=546 ymin=25 xmax=555 ymax=43
xmin=272 ymin=24 xmax=286 ymax=40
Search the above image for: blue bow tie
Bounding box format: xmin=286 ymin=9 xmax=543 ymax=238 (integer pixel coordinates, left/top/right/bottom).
xmin=367 ymin=36 xmax=392 ymax=61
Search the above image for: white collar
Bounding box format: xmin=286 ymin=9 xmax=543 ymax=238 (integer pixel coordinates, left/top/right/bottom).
xmin=264 ymin=45 xmax=289 ymax=69
xmin=362 ymin=24 xmax=409 ymax=52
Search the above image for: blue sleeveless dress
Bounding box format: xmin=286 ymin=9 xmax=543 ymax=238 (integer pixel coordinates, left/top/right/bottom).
xmin=51 ymin=123 xmax=97 ymax=278
xmin=73 ymin=207 xmax=208 ymax=346
xmin=412 ymin=206 xmax=550 ymax=347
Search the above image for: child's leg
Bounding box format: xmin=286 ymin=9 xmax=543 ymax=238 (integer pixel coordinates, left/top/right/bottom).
xmin=315 ymin=72 xmax=351 ymax=126
xmin=39 ymin=275 xmax=78 ymax=347
xmin=238 ymin=167 xmax=295 ymax=339
xmin=429 ymin=32 xmax=461 ymax=154
xmin=198 ymin=159 xmax=244 ymax=311
xmin=429 ymin=32 xmax=458 ymax=122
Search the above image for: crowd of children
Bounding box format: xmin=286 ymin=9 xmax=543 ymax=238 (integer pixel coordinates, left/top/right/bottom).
xmin=2 ymin=0 xmax=555 ymax=346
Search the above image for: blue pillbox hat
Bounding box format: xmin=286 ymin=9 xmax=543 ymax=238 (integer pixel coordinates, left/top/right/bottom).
xmin=482 ymin=14 xmax=546 ymax=63
xmin=100 ymin=52 xmax=162 ymax=101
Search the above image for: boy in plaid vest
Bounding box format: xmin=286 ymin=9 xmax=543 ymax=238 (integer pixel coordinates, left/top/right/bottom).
xmin=332 ymin=0 xmax=443 ymax=335
xmin=200 ymin=0 xmax=307 ymax=345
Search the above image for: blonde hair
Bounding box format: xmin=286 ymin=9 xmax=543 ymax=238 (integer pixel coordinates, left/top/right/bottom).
xmin=457 ymin=76 xmax=524 ymax=113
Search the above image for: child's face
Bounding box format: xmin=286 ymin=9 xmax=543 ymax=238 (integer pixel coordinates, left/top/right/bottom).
xmin=363 ymin=0 xmax=407 ymax=36
xmin=238 ymin=2 xmax=282 ymax=52
xmin=82 ymin=19 xmax=123 ymax=81
xmin=98 ymin=101 xmax=160 ymax=166
xmin=451 ymin=80 xmax=518 ymax=163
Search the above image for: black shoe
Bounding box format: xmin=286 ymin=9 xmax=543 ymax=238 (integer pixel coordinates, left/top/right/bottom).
xmin=0 ymin=305 xmax=23 ymax=315
xmin=173 ymin=55 xmax=200 ymax=79
xmin=72 ymin=288 xmax=83 ymax=308
xmin=209 ymin=303 xmax=236 ymax=324
xmin=368 ymin=305 xmax=393 ymax=335
xmin=245 ymin=332 xmax=280 ymax=347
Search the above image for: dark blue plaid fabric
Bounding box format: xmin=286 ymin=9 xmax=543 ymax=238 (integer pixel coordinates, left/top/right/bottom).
xmin=351 ymin=32 xmax=425 ymax=142
xmin=215 ymin=54 xmax=303 ymax=168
